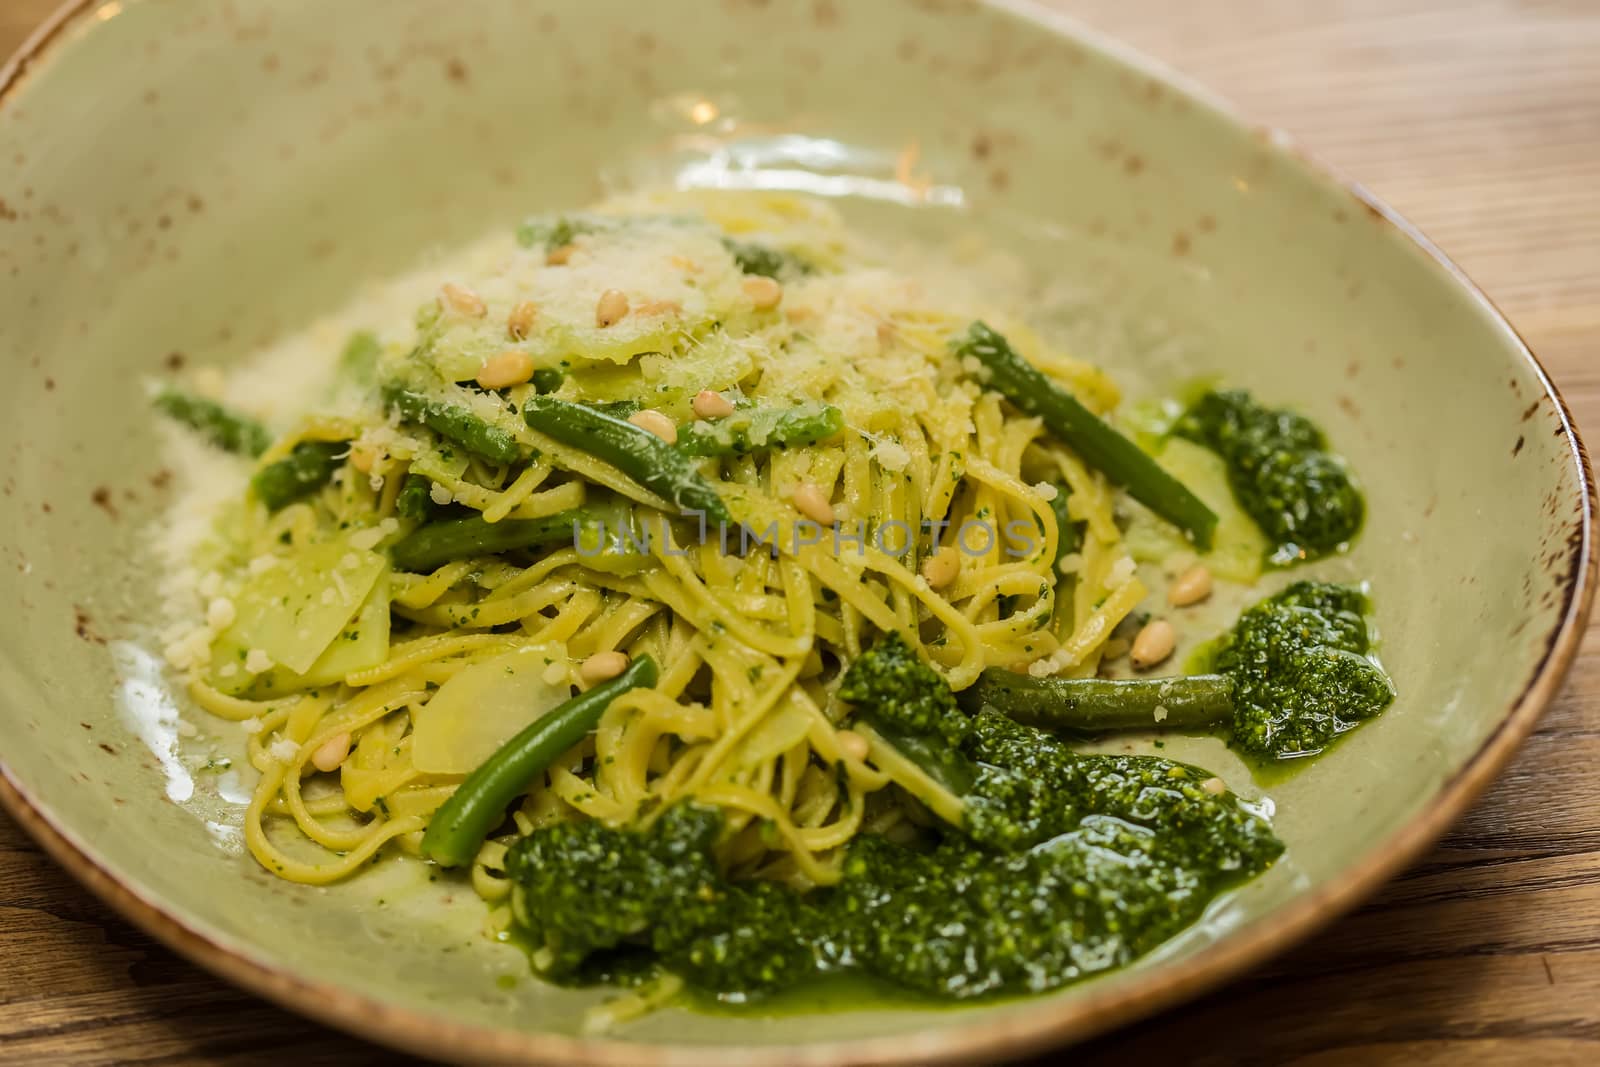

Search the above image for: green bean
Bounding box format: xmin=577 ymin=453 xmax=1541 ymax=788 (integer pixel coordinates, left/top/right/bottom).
xmin=676 ymin=403 xmax=844 ymax=458
xmin=389 ymin=510 xmax=586 ymax=572
xmin=1044 ymin=480 xmax=1079 ymax=571
xmin=586 ymin=399 xmax=642 ymax=419
xmin=337 ymin=330 xmax=382 ymax=386
xmin=395 ymin=473 xmax=439 ymax=521
xmin=531 ymin=367 xmax=564 ymax=394
xmin=958 ymin=669 xmax=1235 ymax=732
xmin=722 ymin=238 xmax=812 ymax=280
xmin=522 ymin=396 xmax=731 ymax=524
xmin=955 ymin=322 xmax=1218 ymax=549
xmin=252 ymin=441 xmax=345 ymax=511
xmin=383 ymin=384 xmax=522 ymax=465
xmin=153 ymin=389 xmax=271 ymax=457
xmin=420 ymin=654 xmax=660 ymax=868
xmin=1043 ymin=482 xmax=1080 ymax=628
xmin=515 ymin=214 xmax=612 ymax=250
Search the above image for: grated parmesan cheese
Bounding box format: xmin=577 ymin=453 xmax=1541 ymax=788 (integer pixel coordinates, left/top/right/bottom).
xmin=267 ymin=737 xmax=301 ymax=763
xmin=1104 ymin=555 xmax=1137 ymax=590
xmin=347 ymin=527 xmax=385 ymax=551
xmin=205 ymin=597 xmax=237 ymax=630
xmin=871 ymin=438 xmax=911 ymax=472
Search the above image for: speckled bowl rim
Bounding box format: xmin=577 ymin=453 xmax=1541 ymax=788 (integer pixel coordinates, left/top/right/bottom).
xmin=1 ymin=1 xmax=1594 ymax=1064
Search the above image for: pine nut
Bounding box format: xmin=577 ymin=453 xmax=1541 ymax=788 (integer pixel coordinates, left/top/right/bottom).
xmin=1200 ymin=776 xmax=1228 ymax=795
xmin=1130 ymin=619 xmax=1176 ymax=670
xmin=507 ymin=300 xmax=539 ymax=340
xmin=595 ymin=289 xmax=629 ymax=327
xmin=546 ymin=243 xmax=576 ymax=266
xmin=836 ymin=729 xmax=870 ymax=763
xmin=311 ymin=732 xmax=352 ymax=773
xmin=692 ymin=390 xmax=736 ymax=419
xmin=476 ymin=350 xmax=536 ymax=389
xmin=580 ymin=651 xmax=630 ymax=683
xmin=628 ymin=408 xmax=678 ymax=443
xmin=920 ymin=545 xmax=960 ymax=590
xmin=742 ymin=275 xmax=783 ymax=310
xmin=1168 ymin=564 xmax=1213 ymax=607
xmin=791 ymin=483 xmax=835 ymax=525
xmin=440 ymin=282 xmax=486 ymax=318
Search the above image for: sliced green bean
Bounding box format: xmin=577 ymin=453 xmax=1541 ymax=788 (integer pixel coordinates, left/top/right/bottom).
xmin=955 ymin=322 xmax=1217 ymax=549
xmin=586 ymin=399 xmax=642 ymax=419
xmin=153 ymin=389 xmax=271 ymax=457
xmin=395 ymin=473 xmax=438 ymax=521
xmin=515 ymin=214 xmax=613 ymax=251
xmin=252 ymin=441 xmax=345 ymax=511
xmin=337 ymin=330 xmax=382 ymax=386
xmin=722 ymin=238 xmax=812 ymax=280
xmin=958 ymin=669 xmax=1235 ymax=732
xmin=1044 ymin=480 xmax=1079 ymax=571
xmin=676 ymin=402 xmax=844 ymax=458
xmin=522 ymin=396 xmax=731 ymax=524
xmin=383 ymin=384 xmax=522 ymax=465
xmin=389 ymin=510 xmax=586 ymax=573
xmin=1043 ymin=481 xmax=1080 ymax=628
xmin=420 ymin=655 xmax=660 ymax=868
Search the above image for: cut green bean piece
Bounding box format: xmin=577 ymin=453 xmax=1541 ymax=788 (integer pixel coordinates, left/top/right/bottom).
xmin=721 ymin=238 xmax=812 ymax=280
xmin=383 ymin=384 xmax=522 ymax=466
xmin=958 ymin=669 xmax=1235 ymax=733
xmin=153 ymin=389 xmax=272 ymax=457
xmin=522 ymin=395 xmax=731 ymax=524
xmin=1044 ymin=480 xmax=1079 ymax=570
xmin=420 ymin=654 xmax=659 ymax=867
xmin=252 ymin=441 xmax=346 ymax=511
xmin=337 ymin=330 xmax=382 ymax=386
xmin=389 ymin=511 xmax=586 ymax=573
xmin=395 ymin=473 xmax=441 ymax=522
xmin=585 ymin=399 xmax=642 ymax=420
xmin=676 ymin=402 xmax=844 ymax=458
xmin=955 ymin=322 xmax=1217 ymax=549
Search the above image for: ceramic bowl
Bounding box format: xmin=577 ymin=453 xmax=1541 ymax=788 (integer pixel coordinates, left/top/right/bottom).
xmin=0 ymin=1 xmax=1593 ymax=1063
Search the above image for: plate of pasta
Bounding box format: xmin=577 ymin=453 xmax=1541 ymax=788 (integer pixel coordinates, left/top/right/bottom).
xmin=0 ymin=1 xmax=1591 ymax=1064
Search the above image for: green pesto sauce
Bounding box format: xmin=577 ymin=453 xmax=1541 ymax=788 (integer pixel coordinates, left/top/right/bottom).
xmin=1175 ymin=389 xmax=1364 ymax=565
xmin=1191 ymin=581 xmax=1396 ymax=766
xmin=503 ymin=711 xmax=1282 ymax=1006
xmin=681 ymin=970 xmax=970 ymax=1018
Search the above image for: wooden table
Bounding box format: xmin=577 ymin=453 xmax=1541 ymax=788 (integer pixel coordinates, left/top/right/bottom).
xmin=3 ymin=1 xmax=1597 ymax=1063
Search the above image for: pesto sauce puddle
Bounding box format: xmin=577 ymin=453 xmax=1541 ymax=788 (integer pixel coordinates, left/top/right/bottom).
xmin=503 ymin=710 xmax=1283 ymax=1006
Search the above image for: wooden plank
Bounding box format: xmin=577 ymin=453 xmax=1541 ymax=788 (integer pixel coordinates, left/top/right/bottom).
xmin=2 ymin=0 xmax=1598 ymax=1063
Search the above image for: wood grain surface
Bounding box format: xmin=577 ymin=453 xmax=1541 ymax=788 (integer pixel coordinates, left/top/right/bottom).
xmin=3 ymin=1 xmax=1598 ymax=1063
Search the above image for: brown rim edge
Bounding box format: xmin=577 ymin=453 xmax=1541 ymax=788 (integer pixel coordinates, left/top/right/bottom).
xmin=0 ymin=1 xmax=1594 ymax=1064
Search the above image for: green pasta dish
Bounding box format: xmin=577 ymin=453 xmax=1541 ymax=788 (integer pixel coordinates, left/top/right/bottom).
xmin=151 ymin=190 xmax=1394 ymax=1027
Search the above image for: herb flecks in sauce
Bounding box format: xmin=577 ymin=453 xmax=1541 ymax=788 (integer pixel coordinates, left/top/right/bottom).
xmin=1176 ymin=389 xmax=1363 ymax=564
xmin=505 ymin=712 xmax=1281 ymax=1001
xmin=1211 ymin=581 xmax=1395 ymax=760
